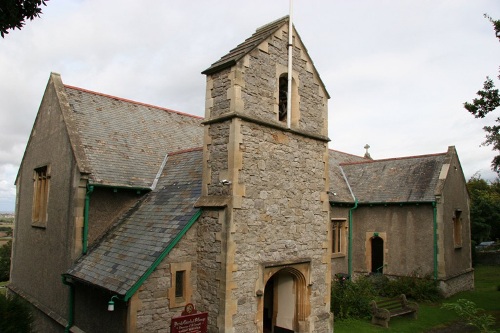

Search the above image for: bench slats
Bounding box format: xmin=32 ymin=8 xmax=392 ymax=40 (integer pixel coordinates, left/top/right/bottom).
xmin=370 ymin=294 xmax=419 ymax=328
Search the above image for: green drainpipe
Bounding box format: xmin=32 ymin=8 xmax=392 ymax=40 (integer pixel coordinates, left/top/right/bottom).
xmin=83 ymin=185 xmax=94 ymax=255
xmin=433 ymin=201 xmax=438 ymax=280
xmin=348 ymin=199 xmax=358 ymax=280
xmin=61 ymin=276 xmax=74 ymax=333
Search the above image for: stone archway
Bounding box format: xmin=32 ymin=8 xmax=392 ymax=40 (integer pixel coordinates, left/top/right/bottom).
xmin=258 ymin=262 xmax=310 ymax=333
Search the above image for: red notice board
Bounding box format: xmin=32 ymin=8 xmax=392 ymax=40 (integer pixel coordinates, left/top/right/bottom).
xmin=170 ymin=304 xmax=208 ymax=333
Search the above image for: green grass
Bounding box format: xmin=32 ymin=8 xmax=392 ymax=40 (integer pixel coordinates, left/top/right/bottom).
xmin=334 ymin=265 xmax=500 ymax=333
xmin=0 ymin=281 xmax=8 ymax=296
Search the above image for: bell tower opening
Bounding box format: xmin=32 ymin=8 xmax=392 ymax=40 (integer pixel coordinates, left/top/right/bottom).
xmin=278 ymin=74 xmax=288 ymax=122
xmin=277 ymin=72 xmax=300 ymax=126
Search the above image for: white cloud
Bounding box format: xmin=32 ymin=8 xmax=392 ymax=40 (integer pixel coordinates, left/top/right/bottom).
xmin=0 ymin=0 xmax=499 ymax=212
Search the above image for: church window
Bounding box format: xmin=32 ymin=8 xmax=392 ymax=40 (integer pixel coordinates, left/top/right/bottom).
xmin=175 ymin=270 xmax=185 ymax=299
xmin=332 ymin=218 xmax=346 ymax=257
xmin=453 ymin=210 xmax=462 ymax=248
xmin=278 ymin=74 xmax=288 ymax=122
xmin=169 ymin=262 xmax=192 ymax=308
xmin=32 ymin=165 xmax=50 ymax=227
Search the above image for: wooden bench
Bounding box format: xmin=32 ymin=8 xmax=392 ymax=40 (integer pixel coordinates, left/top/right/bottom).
xmin=370 ymin=294 xmax=418 ymax=328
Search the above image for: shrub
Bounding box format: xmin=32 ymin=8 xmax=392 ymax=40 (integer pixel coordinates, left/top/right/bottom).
xmin=442 ymin=299 xmax=496 ymax=333
xmin=0 ymin=241 xmax=12 ymax=282
xmin=331 ymin=275 xmax=376 ymax=320
xmin=0 ymin=293 xmax=33 ymax=333
xmin=382 ymin=271 xmax=440 ymax=302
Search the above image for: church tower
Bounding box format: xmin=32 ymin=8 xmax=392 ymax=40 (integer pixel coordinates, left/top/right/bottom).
xmin=196 ymin=16 xmax=332 ymax=332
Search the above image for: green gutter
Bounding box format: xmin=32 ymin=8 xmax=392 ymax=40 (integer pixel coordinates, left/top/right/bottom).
xmin=433 ymin=201 xmax=438 ymax=280
xmin=83 ymin=185 xmax=94 ymax=255
xmin=348 ymin=199 xmax=358 ymax=279
xmin=123 ymin=209 xmax=202 ymax=301
xmin=61 ymin=276 xmax=74 ymax=333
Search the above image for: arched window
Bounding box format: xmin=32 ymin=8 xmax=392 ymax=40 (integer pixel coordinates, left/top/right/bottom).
xmin=278 ymin=74 xmax=288 ymax=122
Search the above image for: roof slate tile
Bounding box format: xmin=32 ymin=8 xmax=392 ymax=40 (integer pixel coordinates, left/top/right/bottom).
xmin=67 ymin=149 xmax=203 ymax=296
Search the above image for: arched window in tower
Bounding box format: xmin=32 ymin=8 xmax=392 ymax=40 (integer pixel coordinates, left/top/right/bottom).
xmin=278 ymin=74 xmax=288 ymax=122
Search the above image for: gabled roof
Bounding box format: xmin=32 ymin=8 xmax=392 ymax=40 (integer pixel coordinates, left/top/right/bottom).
xmin=66 ymin=148 xmax=203 ymax=298
xmin=201 ymin=16 xmax=329 ymax=98
xmin=64 ymin=84 xmax=203 ymax=188
xmin=340 ymin=152 xmax=448 ymax=204
xmin=202 ymin=16 xmax=290 ymax=75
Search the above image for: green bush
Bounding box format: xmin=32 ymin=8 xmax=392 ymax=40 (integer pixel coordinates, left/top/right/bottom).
xmin=331 ymin=275 xmax=376 ymax=320
xmin=442 ymin=299 xmax=496 ymax=333
xmin=379 ymin=271 xmax=441 ymax=302
xmin=331 ymin=271 xmax=442 ymax=321
xmin=0 ymin=293 xmax=33 ymax=333
xmin=0 ymin=241 xmax=12 ymax=282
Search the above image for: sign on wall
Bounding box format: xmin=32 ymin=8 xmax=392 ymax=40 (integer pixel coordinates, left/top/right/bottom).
xmin=170 ymin=303 xmax=208 ymax=333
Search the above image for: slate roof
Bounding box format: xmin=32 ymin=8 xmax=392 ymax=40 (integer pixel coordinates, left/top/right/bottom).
xmin=64 ymin=85 xmax=203 ymax=188
xmin=340 ymin=152 xmax=448 ymax=204
xmin=202 ymin=16 xmax=290 ymax=75
xmin=66 ymin=148 xmax=203 ymax=296
xmin=329 ymin=149 xmax=367 ymax=203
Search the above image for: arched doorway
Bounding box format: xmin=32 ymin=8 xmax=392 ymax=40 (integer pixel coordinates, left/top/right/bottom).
xmin=371 ymin=236 xmax=384 ymax=273
xmin=263 ymin=268 xmax=306 ymax=333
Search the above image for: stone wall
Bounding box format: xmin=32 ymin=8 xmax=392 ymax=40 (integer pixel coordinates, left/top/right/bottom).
xmin=196 ymin=210 xmax=224 ymax=333
xmin=352 ymin=205 xmax=435 ymax=277
xmin=438 ymin=269 xmax=475 ymax=298
xmin=476 ymin=251 xmax=500 ymax=265
xmin=135 ymin=225 xmax=199 ymax=333
xmin=231 ymin=121 xmax=331 ymax=332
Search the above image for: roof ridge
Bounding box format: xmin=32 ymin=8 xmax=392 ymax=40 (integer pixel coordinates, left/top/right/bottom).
xmin=255 ymin=15 xmax=289 ymax=32
xmin=340 ymin=151 xmax=447 ymax=166
xmin=64 ymin=84 xmax=203 ymax=120
xmin=329 ymin=148 xmax=365 ymax=159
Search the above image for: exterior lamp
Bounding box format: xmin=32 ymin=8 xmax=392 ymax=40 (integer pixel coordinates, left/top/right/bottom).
xmin=108 ymin=295 xmax=119 ymax=312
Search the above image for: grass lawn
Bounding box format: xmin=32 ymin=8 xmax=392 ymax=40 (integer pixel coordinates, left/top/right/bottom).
xmin=334 ymin=265 xmax=500 ymax=333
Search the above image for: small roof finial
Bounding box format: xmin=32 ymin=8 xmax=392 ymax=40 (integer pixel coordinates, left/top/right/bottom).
xmin=364 ymin=144 xmax=372 ymax=159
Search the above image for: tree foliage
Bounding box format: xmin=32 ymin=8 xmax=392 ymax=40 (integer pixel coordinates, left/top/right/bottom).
xmin=0 ymin=241 xmax=12 ymax=282
xmin=0 ymin=0 xmax=48 ymax=37
xmin=465 ymin=15 xmax=500 ymax=174
xmin=467 ymin=175 xmax=500 ymax=243
xmin=0 ymin=293 xmax=33 ymax=333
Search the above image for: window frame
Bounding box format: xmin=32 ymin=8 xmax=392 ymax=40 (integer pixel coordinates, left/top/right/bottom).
xmin=169 ymin=262 xmax=192 ymax=308
xmin=32 ymin=164 xmax=51 ymax=227
xmin=453 ymin=210 xmax=463 ymax=249
xmin=331 ymin=218 xmax=347 ymax=258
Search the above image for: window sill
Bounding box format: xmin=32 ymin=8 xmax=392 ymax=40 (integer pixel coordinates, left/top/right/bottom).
xmin=31 ymin=222 xmax=47 ymax=229
xmin=331 ymin=253 xmax=346 ymax=259
xmin=170 ymin=299 xmax=187 ymax=309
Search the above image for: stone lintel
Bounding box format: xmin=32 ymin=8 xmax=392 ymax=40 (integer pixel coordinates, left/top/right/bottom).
xmin=261 ymin=258 xmax=311 ymax=269
xmin=201 ymin=112 xmax=330 ymax=143
xmin=194 ymin=196 xmax=230 ymax=208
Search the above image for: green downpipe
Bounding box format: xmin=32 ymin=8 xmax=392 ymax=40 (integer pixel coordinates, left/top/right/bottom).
xmin=433 ymin=202 xmax=438 ymax=280
xmin=83 ymin=185 xmax=94 ymax=255
xmin=348 ymin=199 xmax=358 ymax=280
xmin=61 ymin=276 xmax=74 ymax=333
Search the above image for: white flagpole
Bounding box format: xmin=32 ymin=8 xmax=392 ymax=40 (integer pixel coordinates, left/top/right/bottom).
xmin=287 ymin=0 xmax=293 ymax=129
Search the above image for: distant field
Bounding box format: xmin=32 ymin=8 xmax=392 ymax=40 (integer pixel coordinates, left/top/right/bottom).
xmin=0 ymin=218 xmax=13 ymax=247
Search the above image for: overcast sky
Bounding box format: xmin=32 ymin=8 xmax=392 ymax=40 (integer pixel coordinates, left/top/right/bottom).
xmin=1 ymin=1 xmax=499 ymax=212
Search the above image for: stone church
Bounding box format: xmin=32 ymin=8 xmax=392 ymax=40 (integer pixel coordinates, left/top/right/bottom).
xmin=9 ymin=16 xmax=472 ymax=333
